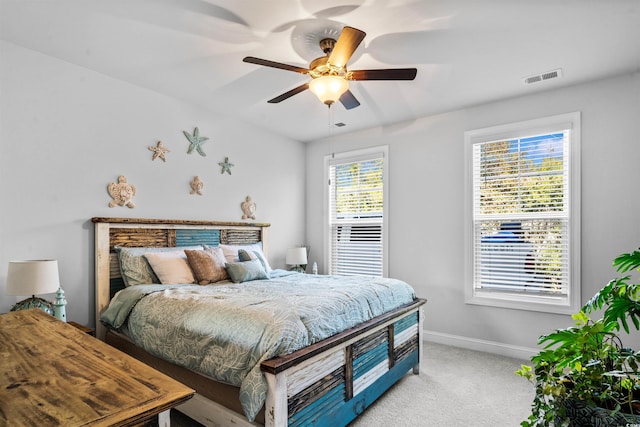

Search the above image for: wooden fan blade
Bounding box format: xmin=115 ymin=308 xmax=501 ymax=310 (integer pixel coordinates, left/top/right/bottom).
xmin=267 ymin=83 xmax=310 ymax=103
xmin=243 ymin=56 xmax=310 ymax=74
xmin=328 ymin=26 xmax=366 ymax=69
xmin=339 ymin=90 xmax=360 ymax=110
xmin=349 ymin=68 xmax=417 ymax=81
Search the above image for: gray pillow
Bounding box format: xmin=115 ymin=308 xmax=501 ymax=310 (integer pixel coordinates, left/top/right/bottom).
xmin=225 ymin=259 xmax=269 ymax=283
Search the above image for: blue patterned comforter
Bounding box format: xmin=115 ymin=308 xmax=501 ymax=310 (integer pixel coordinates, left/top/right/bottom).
xmin=100 ymin=270 xmax=416 ymax=421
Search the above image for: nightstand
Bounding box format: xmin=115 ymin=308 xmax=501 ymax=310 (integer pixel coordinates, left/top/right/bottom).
xmin=68 ymin=321 xmax=95 ymax=336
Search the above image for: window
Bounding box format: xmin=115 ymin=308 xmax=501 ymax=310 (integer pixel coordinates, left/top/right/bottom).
xmin=325 ymin=146 xmax=388 ymax=277
xmin=464 ymin=113 xmax=580 ymax=313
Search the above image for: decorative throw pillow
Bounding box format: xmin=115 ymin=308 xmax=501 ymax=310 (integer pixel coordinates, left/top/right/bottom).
xmin=144 ymin=251 xmax=196 ymax=284
xmin=184 ymin=247 xmax=228 ymax=285
xmin=237 ymin=249 xmax=255 ymax=261
xmin=218 ymin=243 xmax=272 ymax=272
xmin=115 ymin=245 xmax=202 ymax=286
xmin=225 ymin=259 xmax=269 ymax=283
xmin=238 ymin=249 xmax=270 ymax=273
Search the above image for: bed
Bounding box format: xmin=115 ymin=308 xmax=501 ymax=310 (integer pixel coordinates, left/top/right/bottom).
xmin=93 ymin=217 xmax=426 ymax=427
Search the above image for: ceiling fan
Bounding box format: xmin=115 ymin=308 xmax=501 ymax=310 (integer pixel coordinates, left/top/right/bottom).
xmin=243 ymin=26 xmax=417 ymax=109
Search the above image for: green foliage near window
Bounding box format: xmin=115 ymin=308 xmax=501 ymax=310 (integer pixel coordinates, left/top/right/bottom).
xmin=334 ymin=160 xmax=383 ymax=217
xmin=479 ymin=140 xmax=565 ymax=215
xmin=516 ymin=248 xmax=640 ymax=426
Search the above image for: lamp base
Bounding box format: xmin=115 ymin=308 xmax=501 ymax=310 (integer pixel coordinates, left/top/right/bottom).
xmin=10 ymin=296 xmax=54 ymax=316
xmin=289 ymin=265 xmax=306 ymax=273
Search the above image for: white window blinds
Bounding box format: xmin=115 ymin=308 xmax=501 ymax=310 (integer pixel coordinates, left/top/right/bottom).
xmin=472 ymin=130 xmax=570 ymax=294
xmin=328 ymin=149 xmax=386 ymax=277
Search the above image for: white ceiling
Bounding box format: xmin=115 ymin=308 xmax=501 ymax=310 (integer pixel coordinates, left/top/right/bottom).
xmin=2 ymin=0 xmax=639 ymax=142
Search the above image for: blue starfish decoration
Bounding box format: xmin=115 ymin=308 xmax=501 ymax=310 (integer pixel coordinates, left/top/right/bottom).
xmin=183 ymin=127 xmax=209 ymax=157
xmin=218 ymin=157 xmax=234 ymax=175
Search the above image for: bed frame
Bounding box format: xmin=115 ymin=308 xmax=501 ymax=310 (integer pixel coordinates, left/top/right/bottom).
xmin=93 ymin=217 xmax=426 ymax=427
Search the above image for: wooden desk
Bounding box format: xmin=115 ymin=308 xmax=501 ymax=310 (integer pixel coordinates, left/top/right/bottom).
xmin=0 ymin=309 xmax=194 ymax=426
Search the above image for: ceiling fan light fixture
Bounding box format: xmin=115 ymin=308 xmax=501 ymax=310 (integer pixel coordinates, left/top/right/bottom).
xmin=309 ymin=75 xmax=349 ymax=105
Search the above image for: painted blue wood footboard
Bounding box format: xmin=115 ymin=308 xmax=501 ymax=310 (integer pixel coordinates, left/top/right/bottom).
xmin=262 ymin=303 xmax=424 ymax=427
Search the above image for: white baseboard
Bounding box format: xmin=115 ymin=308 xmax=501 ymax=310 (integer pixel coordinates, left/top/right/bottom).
xmin=423 ymin=330 xmax=537 ymax=361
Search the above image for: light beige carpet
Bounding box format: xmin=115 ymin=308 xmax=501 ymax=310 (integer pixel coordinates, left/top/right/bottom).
xmin=170 ymin=341 xmax=535 ymax=427
xmin=349 ymin=341 xmax=534 ymax=426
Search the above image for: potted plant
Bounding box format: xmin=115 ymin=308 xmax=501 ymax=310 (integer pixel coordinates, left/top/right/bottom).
xmin=516 ymin=247 xmax=640 ymax=427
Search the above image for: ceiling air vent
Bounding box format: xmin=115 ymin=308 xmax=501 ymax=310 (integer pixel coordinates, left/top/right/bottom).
xmin=523 ymin=68 xmax=563 ymax=85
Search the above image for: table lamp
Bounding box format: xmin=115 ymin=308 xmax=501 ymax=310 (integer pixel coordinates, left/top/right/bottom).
xmin=286 ymin=247 xmax=307 ymax=273
xmin=6 ymin=260 xmax=60 ymax=316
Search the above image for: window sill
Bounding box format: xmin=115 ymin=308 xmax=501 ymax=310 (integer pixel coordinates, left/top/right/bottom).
xmin=466 ymin=289 xmax=578 ymax=314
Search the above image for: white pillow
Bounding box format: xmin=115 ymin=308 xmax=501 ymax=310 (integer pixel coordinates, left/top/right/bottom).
xmin=144 ymin=251 xmax=195 ymax=284
xmin=218 ymin=243 xmax=272 ymax=272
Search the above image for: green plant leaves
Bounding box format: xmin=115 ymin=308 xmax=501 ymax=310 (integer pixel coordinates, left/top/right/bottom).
xmin=613 ymin=249 xmax=640 ymax=274
xmin=583 ymin=249 xmax=640 ymax=333
xmin=520 ymin=246 xmax=640 ymax=425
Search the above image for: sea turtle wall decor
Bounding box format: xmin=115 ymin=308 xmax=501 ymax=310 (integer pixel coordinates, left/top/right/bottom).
xmin=107 ymin=175 xmax=136 ymax=208
xmin=190 ymin=176 xmax=204 ymax=195
xmin=148 ymin=140 xmax=170 ymax=161
xmin=241 ymin=195 xmax=256 ymax=220
xmin=183 ymin=127 xmax=209 ymax=157
xmin=218 ymin=157 xmax=234 ymax=175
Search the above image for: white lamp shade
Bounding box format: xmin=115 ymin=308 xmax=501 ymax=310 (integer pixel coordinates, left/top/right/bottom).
xmin=308 ymin=75 xmax=349 ymax=105
xmin=6 ymin=260 xmax=60 ymax=296
xmin=286 ymin=248 xmax=308 ymax=265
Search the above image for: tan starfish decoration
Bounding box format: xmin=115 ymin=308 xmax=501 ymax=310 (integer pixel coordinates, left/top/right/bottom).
xmin=148 ymin=141 xmax=171 ymax=161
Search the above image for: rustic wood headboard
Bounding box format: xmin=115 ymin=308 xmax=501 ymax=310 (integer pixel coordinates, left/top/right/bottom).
xmin=92 ymin=217 xmax=270 ymax=340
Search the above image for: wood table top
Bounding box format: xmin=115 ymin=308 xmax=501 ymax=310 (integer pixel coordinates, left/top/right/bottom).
xmin=0 ymin=309 xmax=194 ymax=426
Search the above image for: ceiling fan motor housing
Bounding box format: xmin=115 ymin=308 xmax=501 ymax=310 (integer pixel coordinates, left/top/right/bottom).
xmin=309 ymin=56 xmax=346 ymax=78
xmin=310 ymin=38 xmax=346 ymax=79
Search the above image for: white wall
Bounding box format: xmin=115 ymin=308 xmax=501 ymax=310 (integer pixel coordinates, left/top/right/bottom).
xmin=306 ymin=72 xmax=640 ymax=355
xmin=3 ymin=37 xmax=639 ymax=356
xmin=0 ymin=41 xmax=306 ymax=325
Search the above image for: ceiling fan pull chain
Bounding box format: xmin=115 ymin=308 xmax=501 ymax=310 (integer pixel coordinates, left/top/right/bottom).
xmin=328 ymin=105 xmax=336 ymax=157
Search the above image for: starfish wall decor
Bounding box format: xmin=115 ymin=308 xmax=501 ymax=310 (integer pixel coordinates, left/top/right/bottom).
xmin=218 ymin=157 xmax=234 ymax=175
xmin=148 ymin=141 xmax=170 ymax=161
xmin=183 ymin=127 xmax=209 ymax=157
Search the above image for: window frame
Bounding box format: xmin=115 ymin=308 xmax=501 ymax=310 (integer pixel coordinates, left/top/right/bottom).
xmin=324 ymin=146 xmax=389 ymax=277
xmin=464 ymin=112 xmax=581 ymax=314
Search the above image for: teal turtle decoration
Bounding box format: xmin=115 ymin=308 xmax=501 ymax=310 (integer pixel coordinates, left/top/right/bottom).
xmin=183 ymin=127 xmax=209 ymax=157
xmin=218 ymin=157 xmax=234 ymax=175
